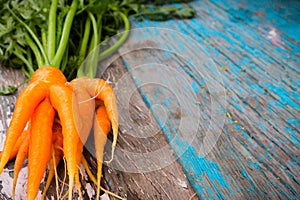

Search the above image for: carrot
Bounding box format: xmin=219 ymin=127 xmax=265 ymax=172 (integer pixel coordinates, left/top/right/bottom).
xmin=0 ymin=123 xmax=30 ymax=162
xmin=51 ymin=121 xmax=64 ymax=164
xmin=0 ymin=81 xmax=48 ymax=173
xmin=27 ymin=98 xmax=55 ymax=200
xmin=70 ymin=78 xmax=96 ymax=199
xmin=30 ymin=66 xmax=67 ymax=84
xmin=69 ymin=78 xmax=95 ymax=146
xmin=73 ymin=77 xmax=119 ymax=163
xmin=94 ymin=103 xmax=111 ymax=200
xmin=89 ymin=79 xmax=118 ymax=163
xmin=12 ymin=127 xmax=30 ymax=200
xmin=75 ymin=141 xmax=83 ymax=200
xmin=42 ymin=122 xmax=63 ymax=199
xmin=9 ymin=125 xmax=30 ymax=160
xmin=49 ymin=84 xmax=81 ymax=200
xmin=0 ymin=67 xmax=64 ymax=173
xmin=68 ymin=78 xmax=98 ymax=200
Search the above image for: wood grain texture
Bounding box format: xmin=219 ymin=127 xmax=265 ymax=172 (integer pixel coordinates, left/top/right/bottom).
xmin=125 ymin=0 xmax=299 ymax=199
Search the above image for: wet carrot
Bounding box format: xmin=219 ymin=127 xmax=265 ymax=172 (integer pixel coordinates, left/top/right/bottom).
xmin=49 ymin=84 xmax=81 ymax=200
xmin=0 ymin=81 xmax=48 ymax=173
xmin=12 ymin=128 xmax=30 ymax=200
xmin=94 ymin=103 xmax=111 ymax=200
xmin=27 ymin=98 xmax=55 ymax=200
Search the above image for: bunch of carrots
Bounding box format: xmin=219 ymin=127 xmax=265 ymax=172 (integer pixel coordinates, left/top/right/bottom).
xmin=0 ymin=0 xmax=126 ymax=199
xmin=0 ymin=66 xmax=122 ymax=200
xmin=0 ymin=0 xmax=195 ymax=199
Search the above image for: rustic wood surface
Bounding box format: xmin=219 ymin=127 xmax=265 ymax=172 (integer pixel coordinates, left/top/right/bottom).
xmin=0 ymin=0 xmax=299 ymax=199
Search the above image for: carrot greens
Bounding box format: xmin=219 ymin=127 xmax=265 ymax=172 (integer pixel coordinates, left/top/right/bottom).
xmin=0 ymin=0 xmax=195 ymax=85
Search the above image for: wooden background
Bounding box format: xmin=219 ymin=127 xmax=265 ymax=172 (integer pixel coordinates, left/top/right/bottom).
xmin=0 ymin=0 xmax=299 ymax=199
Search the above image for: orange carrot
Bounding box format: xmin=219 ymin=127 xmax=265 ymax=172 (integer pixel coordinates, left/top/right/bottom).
xmin=70 ymin=78 xmax=96 ymax=199
xmin=0 ymin=81 xmax=48 ymax=173
xmin=10 ymin=125 xmax=29 ymax=160
xmin=0 ymin=66 xmax=67 ymax=173
xmin=88 ymin=79 xmax=118 ymax=163
xmin=0 ymin=124 xmax=30 ymax=162
xmin=74 ymin=139 xmax=83 ymax=200
xmin=30 ymin=66 xmax=67 ymax=84
xmin=27 ymin=98 xmax=55 ymax=200
xmin=69 ymin=78 xmax=95 ymax=146
xmin=12 ymin=127 xmax=30 ymax=199
xmin=49 ymin=84 xmax=81 ymax=200
xmin=51 ymin=121 xmax=64 ymax=164
xmin=94 ymin=103 xmax=111 ymax=200
xmin=42 ymin=122 xmax=63 ymax=199
xmin=72 ymin=77 xmax=119 ymax=163
xmin=69 ymin=78 xmax=98 ymax=200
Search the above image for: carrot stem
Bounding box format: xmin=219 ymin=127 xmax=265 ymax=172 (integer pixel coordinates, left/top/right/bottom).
xmin=47 ymin=0 xmax=58 ymax=61
xmin=60 ymin=43 xmax=69 ymax=73
xmin=52 ymin=0 xmax=78 ymax=68
xmin=87 ymin=11 xmax=99 ymax=78
xmin=98 ymin=12 xmax=130 ymax=60
xmin=77 ymin=17 xmax=91 ymax=77
xmin=12 ymin=51 xmax=34 ymax=76
xmin=41 ymin=29 xmax=47 ymax=54
xmin=25 ymin=33 xmax=44 ymax=68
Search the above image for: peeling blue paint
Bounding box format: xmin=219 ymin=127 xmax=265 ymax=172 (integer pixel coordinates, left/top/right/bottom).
xmin=284 ymin=126 xmax=299 ymax=146
xmin=191 ymin=81 xmax=200 ymax=94
xmin=287 ymin=118 xmax=300 ymax=128
xmin=177 ymin=143 xmax=234 ymax=199
xmin=264 ymin=83 xmax=300 ymax=110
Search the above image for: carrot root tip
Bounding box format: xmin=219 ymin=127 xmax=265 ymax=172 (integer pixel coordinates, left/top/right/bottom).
xmin=105 ymin=145 xmax=116 ymax=164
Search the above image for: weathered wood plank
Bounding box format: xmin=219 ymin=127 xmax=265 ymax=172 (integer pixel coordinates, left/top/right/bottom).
xmin=125 ymin=1 xmax=300 ymax=199
xmin=129 ymin=1 xmax=299 ymax=147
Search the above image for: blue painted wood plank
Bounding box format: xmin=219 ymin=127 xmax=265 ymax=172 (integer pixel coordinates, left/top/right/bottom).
xmin=122 ymin=0 xmax=300 ymax=199
xmin=129 ymin=13 xmax=299 ymax=152
xmin=210 ymin=0 xmax=300 ymax=42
